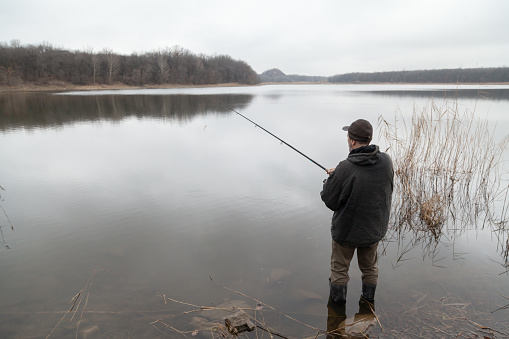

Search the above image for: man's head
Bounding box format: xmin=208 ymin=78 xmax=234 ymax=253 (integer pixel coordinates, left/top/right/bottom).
xmin=342 ymin=119 xmax=373 ymax=151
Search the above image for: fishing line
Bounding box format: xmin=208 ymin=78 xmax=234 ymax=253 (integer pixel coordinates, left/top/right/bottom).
xmin=211 ymin=100 xmax=327 ymax=172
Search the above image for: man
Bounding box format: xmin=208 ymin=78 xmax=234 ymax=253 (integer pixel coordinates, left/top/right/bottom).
xmin=321 ymin=119 xmax=393 ymax=305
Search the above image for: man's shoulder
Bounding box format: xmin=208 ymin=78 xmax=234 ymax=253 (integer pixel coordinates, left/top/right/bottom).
xmin=379 ymin=151 xmax=394 ymax=165
xmin=336 ymin=158 xmax=354 ymax=170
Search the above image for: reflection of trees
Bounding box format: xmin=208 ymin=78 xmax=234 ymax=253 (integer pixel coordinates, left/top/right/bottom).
xmin=379 ymin=98 xmax=509 ymax=265
xmin=359 ymin=89 xmax=509 ymax=101
xmin=0 ymin=93 xmax=254 ymax=130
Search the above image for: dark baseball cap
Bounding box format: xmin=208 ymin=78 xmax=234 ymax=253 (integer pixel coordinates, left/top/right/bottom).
xmin=342 ymin=119 xmax=373 ymax=143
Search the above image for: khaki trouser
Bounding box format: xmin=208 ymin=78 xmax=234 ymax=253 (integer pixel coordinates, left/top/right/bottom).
xmin=330 ymin=240 xmax=379 ymax=286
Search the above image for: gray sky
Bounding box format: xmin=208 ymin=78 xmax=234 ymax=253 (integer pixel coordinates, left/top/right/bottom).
xmin=1 ymin=0 xmax=508 ymax=76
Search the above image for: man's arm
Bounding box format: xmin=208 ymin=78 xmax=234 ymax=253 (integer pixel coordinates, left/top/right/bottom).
xmin=320 ymin=167 xmax=342 ymax=211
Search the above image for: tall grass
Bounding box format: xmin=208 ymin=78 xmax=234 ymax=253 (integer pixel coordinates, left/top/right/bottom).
xmin=378 ymin=98 xmax=509 ymax=262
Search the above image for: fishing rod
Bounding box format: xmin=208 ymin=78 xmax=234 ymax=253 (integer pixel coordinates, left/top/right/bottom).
xmin=212 ymin=100 xmax=328 ymax=173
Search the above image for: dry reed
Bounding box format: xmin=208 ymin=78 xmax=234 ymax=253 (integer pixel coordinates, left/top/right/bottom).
xmin=378 ymin=97 xmax=509 ymax=262
xmin=5 ymin=263 xmax=508 ymax=338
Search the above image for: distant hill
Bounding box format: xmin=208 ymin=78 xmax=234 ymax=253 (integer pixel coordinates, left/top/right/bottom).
xmin=259 ymin=68 xmax=327 ymax=83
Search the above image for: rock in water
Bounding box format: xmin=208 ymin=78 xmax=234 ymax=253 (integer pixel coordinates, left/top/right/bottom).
xmin=224 ymin=310 xmax=255 ymax=334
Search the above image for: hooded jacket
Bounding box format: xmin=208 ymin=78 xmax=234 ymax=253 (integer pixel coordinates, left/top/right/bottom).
xmin=321 ymin=145 xmax=394 ymax=247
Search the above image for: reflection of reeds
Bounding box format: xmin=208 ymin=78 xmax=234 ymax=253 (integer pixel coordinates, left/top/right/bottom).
xmin=45 ymin=266 xmax=104 ymax=339
xmin=504 ymin=236 xmax=509 ymax=265
xmin=0 ymin=185 xmax=14 ymax=249
xmin=378 ymin=98 xmax=509 ymax=262
xmin=378 ymin=291 xmax=509 ymax=338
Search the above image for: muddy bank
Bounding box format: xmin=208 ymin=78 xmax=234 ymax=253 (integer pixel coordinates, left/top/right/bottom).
xmin=0 ymin=81 xmax=253 ymax=93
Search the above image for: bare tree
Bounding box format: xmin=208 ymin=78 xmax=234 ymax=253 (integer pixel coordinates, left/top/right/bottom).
xmin=103 ymin=48 xmax=119 ymax=84
xmin=84 ymin=46 xmax=100 ymax=84
xmin=9 ymin=39 xmax=21 ymax=48
xmin=156 ymin=49 xmax=170 ymax=83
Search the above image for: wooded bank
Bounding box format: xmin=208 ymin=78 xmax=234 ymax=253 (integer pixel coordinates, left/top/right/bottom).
xmin=0 ymin=41 xmax=259 ymax=87
xmin=329 ymin=67 xmax=509 ymax=83
xmin=1 ymin=41 xmax=508 ymax=88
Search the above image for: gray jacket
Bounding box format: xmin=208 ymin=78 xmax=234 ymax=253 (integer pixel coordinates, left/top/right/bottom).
xmin=321 ymin=145 xmax=394 ymax=247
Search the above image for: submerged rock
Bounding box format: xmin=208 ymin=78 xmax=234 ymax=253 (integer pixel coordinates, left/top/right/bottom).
xmin=295 ymin=289 xmax=322 ymax=300
xmin=268 ymin=268 xmax=291 ymax=282
xmin=81 ymin=325 xmax=100 ymax=338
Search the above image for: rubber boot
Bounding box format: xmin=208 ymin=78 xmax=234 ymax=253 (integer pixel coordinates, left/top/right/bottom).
xmin=360 ymin=283 xmax=376 ymax=307
xmin=329 ymin=279 xmax=347 ymax=304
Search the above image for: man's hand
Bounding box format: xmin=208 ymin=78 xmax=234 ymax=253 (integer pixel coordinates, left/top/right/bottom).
xmin=326 ymin=167 xmax=336 ymax=175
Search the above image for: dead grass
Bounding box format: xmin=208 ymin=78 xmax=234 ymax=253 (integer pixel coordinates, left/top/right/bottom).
xmin=33 ymin=267 xmax=508 ymax=339
xmin=378 ymin=97 xmax=509 ymax=262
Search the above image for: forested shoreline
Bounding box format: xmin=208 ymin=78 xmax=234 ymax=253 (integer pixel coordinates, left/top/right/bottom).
xmin=0 ymin=41 xmax=259 ymax=87
xmin=328 ymin=67 xmax=509 ymax=83
xmin=1 ymin=41 xmax=508 ymax=89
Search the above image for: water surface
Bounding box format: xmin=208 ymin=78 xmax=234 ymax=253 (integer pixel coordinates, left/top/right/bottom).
xmin=1 ymin=84 xmax=508 ymax=338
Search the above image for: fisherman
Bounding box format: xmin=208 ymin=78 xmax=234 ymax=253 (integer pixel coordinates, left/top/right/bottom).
xmin=321 ymin=119 xmax=394 ymax=306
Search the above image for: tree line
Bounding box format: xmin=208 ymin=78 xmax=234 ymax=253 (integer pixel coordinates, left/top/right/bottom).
xmin=0 ymin=40 xmax=259 ymax=87
xmin=328 ymin=67 xmax=509 ymax=83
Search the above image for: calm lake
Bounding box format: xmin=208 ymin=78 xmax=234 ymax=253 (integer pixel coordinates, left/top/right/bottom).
xmin=0 ymin=84 xmax=508 ymax=338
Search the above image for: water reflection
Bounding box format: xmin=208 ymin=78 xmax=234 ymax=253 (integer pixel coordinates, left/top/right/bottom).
xmin=0 ymin=85 xmax=508 ymax=338
xmin=362 ymin=88 xmax=509 ymax=101
xmin=326 ymin=296 xmax=378 ymax=338
xmin=2 ymin=86 xmax=509 ymax=132
xmin=0 ymin=92 xmax=254 ymax=131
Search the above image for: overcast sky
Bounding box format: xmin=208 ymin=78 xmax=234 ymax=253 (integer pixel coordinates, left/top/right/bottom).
xmin=1 ymin=0 xmax=508 ymax=76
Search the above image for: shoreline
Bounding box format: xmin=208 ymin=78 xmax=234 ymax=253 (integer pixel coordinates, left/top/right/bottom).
xmin=1 ymin=81 xmax=508 ymax=93
xmin=0 ymin=82 xmax=253 ymax=93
